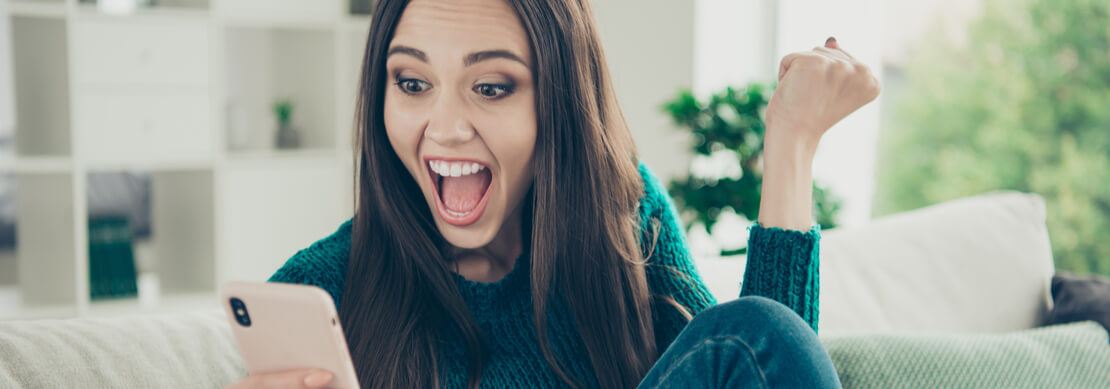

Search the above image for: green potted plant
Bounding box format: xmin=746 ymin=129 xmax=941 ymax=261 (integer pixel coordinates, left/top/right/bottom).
xmin=663 ymin=83 xmax=841 ymax=256
xmin=274 ymin=98 xmax=300 ymax=149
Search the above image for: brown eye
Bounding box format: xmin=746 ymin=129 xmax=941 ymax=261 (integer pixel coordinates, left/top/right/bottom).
xmin=473 ymin=83 xmax=514 ymax=99
xmin=396 ymin=78 xmax=431 ymax=95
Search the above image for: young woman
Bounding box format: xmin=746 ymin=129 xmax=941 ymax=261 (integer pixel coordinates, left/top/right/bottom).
xmin=230 ymin=0 xmax=879 ymax=388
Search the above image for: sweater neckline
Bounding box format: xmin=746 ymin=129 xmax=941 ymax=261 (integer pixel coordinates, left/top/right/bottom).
xmin=452 ymin=252 xmax=531 ymax=299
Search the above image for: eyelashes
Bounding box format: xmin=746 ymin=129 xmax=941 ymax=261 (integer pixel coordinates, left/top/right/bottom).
xmin=392 ymin=73 xmax=516 ymax=101
xmin=473 ymin=83 xmax=515 ymax=99
xmin=394 ymin=78 xmax=431 ymax=95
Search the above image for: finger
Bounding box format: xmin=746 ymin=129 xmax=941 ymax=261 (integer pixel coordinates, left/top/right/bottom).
xmin=303 ymin=370 xmax=335 ymax=388
xmin=812 ymin=47 xmax=852 ymax=63
xmin=834 ymin=45 xmax=857 ymax=61
xmin=248 ymin=368 xmax=332 ymax=389
xmin=821 ymin=37 xmax=858 ymax=61
xmin=778 ymin=52 xmax=803 ymax=81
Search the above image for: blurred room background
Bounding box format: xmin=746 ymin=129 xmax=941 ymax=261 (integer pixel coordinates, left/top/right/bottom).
xmin=0 ymin=0 xmax=1105 ymax=320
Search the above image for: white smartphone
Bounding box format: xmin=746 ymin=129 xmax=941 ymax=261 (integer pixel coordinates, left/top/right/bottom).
xmin=221 ymin=281 xmax=360 ymax=389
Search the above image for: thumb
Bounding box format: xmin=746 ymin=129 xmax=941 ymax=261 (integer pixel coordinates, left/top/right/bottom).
xmin=302 ymin=369 xmax=334 ymax=388
xmin=825 ymin=36 xmax=839 ymax=50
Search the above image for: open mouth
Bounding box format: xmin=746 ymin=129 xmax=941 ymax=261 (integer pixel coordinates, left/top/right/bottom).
xmin=425 ymin=158 xmax=494 ymax=226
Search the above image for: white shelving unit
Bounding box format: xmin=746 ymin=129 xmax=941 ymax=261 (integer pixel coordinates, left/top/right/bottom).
xmin=1 ymin=0 xmax=371 ymax=319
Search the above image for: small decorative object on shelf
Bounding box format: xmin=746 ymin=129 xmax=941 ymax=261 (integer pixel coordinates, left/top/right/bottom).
xmin=88 ymin=216 xmax=138 ymax=300
xmin=350 ymin=0 xmax=376 ymax=15
xmin=274 ymin=99 xmax=301 ymax=149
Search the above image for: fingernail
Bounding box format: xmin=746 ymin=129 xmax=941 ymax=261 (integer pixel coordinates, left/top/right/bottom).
xmin=304 ymin=371 xmax=334 ymax=387
xmin=826 ymin=36 xmax=837 ymax=45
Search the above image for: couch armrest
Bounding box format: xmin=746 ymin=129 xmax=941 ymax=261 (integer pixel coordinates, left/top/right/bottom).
xmin=0 ymin=310 xmax=244 ymax=388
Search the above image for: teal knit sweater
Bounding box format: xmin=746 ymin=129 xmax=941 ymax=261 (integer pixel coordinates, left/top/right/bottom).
xmin=268 ymin=163 xmax=821 ymax=388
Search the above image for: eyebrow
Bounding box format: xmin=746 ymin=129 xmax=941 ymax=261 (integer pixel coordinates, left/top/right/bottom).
xmin=464 ymin=49 xmax=527 ymax=67
xmin=387 ymin=45 xmax=428 ymax=62
xmin=386 ymin=45 xmax=527 ymax=67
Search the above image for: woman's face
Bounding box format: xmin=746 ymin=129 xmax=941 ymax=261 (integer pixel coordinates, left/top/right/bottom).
xmin=384 ymin=0 xmax=536 ymax=250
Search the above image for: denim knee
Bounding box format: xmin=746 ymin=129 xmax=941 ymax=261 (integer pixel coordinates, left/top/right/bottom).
xmin=667 ymin=296 xmax=840 ymax=388
xmin=686 ymin=296 xmax=809 ymax=337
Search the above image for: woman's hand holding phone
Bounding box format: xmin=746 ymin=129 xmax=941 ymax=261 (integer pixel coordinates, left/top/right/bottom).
xmin=221 ymin=281 xmax=360 ymax=389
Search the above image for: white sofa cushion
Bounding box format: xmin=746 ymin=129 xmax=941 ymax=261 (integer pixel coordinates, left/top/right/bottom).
xmin=819 ymin=191 xmax=1054 ymax=333
xmin=696 ymin=191 xmax=1056 ymax=334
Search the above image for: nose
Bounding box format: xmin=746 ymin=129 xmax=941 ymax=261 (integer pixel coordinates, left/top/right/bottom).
xmin=425 ymin=96 xmax=476 ymax=147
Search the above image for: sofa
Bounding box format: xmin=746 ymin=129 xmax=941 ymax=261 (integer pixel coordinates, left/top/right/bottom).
xmin=2 ymin=191 xmax=1109 ymax=388
xmin=697 ymin=191 xmax=1110 ymax=387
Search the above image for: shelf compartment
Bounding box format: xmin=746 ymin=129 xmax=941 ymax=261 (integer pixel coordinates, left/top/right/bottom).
xmin=0 ymin=172 xmax=80 ymax=320
xmin=10 ymin=16 xmax=71 ymax=157
xmin=223 ymin=26 xmax=338 ymax=153
xmin=84 ymin=168 xmax=215 ymax=306
xmin=70 ymin=16 xmax=212 ymax=89
xmin=73 ymin=91 xmax=216 ymax=165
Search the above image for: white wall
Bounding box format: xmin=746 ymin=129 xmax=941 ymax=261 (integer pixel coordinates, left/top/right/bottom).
xmin=694 ymin=0 xmax=777 ymax=95
xmin=592 ymin=0 xmax=696 ymax=183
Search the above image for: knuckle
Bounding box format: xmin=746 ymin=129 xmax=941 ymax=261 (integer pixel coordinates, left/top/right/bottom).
xmin=853 ymin=63 xmax=875 ymax=79
xmin=868 ymin=76 xmax=882 ymax=97
xmin=858 ymin=75 xmax=881 ymax=99
xmin=858 ymin=70 xmax=876 ymax=84
xmin=799 ymin=53 xmax=826 ymax=67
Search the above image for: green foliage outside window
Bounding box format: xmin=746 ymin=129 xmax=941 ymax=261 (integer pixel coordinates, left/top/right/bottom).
xmin=876 ymin=0 xmax=1110 ymax=275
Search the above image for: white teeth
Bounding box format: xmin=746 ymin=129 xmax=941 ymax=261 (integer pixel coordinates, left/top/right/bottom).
xmin=428 ymin=160 xmax=487 ymax=177
xmin=445 ymin=209 xmax=469 ymax=217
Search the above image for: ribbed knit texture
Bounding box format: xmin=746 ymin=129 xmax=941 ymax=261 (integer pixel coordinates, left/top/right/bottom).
xmin=742 ymin=222 xmax=822 ymax=331
xmin=268 ymin=163 xmax=821 ymax=388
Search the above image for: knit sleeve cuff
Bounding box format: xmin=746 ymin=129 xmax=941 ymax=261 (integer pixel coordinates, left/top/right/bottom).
xmin=739 ymin=222 xmax=822 ymax=332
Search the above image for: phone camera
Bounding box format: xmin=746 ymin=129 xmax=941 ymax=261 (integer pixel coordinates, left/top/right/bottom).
xmin=229 ymin=297 xmax=252 ymax=327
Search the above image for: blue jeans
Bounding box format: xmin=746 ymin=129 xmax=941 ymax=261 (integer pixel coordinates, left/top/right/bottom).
xmin=638 ymin=296 xmax=842 ymax=388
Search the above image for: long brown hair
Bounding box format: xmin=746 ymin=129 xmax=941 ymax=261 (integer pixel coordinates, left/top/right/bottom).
xmin=341 ymin=0 xmax=660 ymax=387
